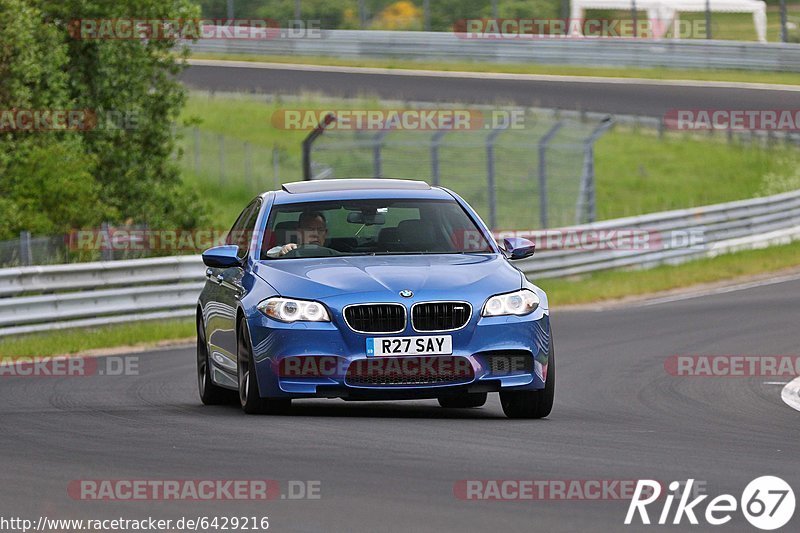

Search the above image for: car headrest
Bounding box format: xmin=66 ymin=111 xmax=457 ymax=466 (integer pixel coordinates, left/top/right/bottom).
xmin=397 ymin=219 xmax=436 ymax=249
xmin=378 ymin=227 xmax=400 ymax=245
xmin=274 ymin=220 xmax=300 ymax=244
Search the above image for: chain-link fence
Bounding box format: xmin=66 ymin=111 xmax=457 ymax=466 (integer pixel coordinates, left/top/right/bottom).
xmin=0 ymin=225 xmax=168 ymax=268
xmin=306 ymin=114 xmax=613 ymax=229
xmin=178 ymin=127 xmax=288 ymax=193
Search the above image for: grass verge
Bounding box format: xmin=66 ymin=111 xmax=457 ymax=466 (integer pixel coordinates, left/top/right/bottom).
xmin=188 ymin=52 xmax=800 ymax=87
xmin=0 ymin=319 xmax=195 ymax=359
xmin=538 ymin=239 xmax=800 ymax=306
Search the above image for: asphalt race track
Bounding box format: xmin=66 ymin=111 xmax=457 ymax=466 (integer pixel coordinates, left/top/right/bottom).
xmin=180 ymin=62 xmax=800 ymax=117
xmin=1 ymin=277 xmax=798 ymax=532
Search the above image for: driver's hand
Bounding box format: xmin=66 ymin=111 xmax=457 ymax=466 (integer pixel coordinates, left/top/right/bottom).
xmin=278 ymin=243 xmax=298 ymax=256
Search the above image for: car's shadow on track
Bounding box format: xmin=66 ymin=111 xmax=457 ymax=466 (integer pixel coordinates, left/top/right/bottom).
xmin=193 ymin=398 xmax=534 ymax=420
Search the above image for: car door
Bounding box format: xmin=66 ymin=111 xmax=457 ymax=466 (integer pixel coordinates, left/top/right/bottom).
xmin=217 ymin=199 xmax=262 ymax=360
xmin=205 ymin=199 xmax=261 ymax=373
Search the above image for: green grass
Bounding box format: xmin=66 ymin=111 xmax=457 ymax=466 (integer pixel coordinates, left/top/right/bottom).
xmin=538 ymin=239 xmax=800 ymax=306
xmin=179 ymin=93 xmax=800 ymax=228
xmin=0 ymin=319 xmax=195 ymax=359
xmin=189 ymin=52 xmax=800 ymax=87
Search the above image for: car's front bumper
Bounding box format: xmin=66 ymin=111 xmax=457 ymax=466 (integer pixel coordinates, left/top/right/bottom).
xmin=243 ymin=311 xmax=551 ymax=400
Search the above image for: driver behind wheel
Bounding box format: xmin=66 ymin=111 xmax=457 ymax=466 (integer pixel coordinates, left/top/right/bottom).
xmin=265 ymin=210 xmax=328 ymax=257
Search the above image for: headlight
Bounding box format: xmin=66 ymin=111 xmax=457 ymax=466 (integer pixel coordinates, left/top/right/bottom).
xmin=481 ymin=289 xmax=539 ymax=317
xmin=258 ymin=297 xmax=330 ymax=322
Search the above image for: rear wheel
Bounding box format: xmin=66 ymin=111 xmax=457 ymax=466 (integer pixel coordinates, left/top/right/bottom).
xmin=500 ymin=341 xmax=555 ymax=419
xmin=197 ymin=317 xmax=233 ymax=405
xmin=438 ymin=392 xmax=487 ymax=408
xmin=237 ymin=319 xmax=291 ymax=415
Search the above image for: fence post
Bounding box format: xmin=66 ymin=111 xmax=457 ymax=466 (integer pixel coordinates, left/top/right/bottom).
xmin=576 ymin=117 xmax=614 ymax=224
xmin=218 ymin=134 xmax=225 ymax=184
xmin=193 ymin=127 xmax=200 ymax=173
xmin=537 ymin=121 xmax=564 ymax=229
xmin=302 ymin=113 xmax=336 ymax=180
xmin=373 ymin=130 xmax=390 ymax=178
xmin=273 ymin=145 xmax=280 ymax=189
xmin=244 ymin=141 xmax=252 ymax=188
xmin=430 ymin=130 xmax=448 ymax=186
xmin=19 ymin=231 xmax=32 ymax=266
xmin=486 ymin=126 xmax=507 ymax=230
xmin=100 ymin=222 xmax=112 ymax=261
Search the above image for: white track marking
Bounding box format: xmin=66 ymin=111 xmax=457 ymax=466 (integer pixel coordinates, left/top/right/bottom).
xmin=633 ymin=272 xmax=800 ymax=308
xmin=187 ymin=59 xmax=800 ymax=92
xmin=781 ymin=377 xmax=800 ymax=413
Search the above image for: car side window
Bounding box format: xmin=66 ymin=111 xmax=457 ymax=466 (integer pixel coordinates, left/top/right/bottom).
xmin=226 ymin=199 xmax=262 ymax=260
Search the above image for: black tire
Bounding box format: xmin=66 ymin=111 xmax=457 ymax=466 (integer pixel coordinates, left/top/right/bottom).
xmin=197 ymin=317 xmax=233 ymax=405
xmin=237 ymin=319 xmax=291 ymax=415
xmin=438 ymin=392 xmax=488 ymax=408
xmin=500 ymin=340 xmax=555 ymax=419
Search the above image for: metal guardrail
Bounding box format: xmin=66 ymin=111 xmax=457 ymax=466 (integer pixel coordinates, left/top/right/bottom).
xmin=1 ymin=189 xmax=800 ymax=337
xmin=186 ymin=30 xmax=800 ymax=72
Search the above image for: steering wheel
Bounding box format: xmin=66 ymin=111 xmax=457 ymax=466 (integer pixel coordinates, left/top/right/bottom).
xmin=281 ymin=244 xmax=341 ymax=258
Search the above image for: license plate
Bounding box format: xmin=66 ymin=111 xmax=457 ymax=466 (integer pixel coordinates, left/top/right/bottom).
xmin=366 ymin=335 xmax=452 ymax=357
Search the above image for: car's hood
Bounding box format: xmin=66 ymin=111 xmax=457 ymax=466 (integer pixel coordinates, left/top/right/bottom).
xmin=253 ymin=254 xmax=522 ymax=300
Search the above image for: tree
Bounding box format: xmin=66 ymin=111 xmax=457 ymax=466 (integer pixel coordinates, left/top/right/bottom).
xmin=0 ymin=0 xmax=207 ymax=240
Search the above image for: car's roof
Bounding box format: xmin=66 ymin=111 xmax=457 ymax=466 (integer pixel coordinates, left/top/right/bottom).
xmin=282 ymin=178 xmax=430 ymax=194
xmin=270 ymin=178 xmax=453 ymax=205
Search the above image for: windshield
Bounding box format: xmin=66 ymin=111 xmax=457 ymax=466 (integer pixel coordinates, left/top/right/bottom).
xmin=261 ymin=198 xmax=494 ymax=259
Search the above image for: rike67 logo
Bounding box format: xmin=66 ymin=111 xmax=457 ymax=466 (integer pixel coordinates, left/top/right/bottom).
xmin=625 ymin=477 xmax=795 ymax=530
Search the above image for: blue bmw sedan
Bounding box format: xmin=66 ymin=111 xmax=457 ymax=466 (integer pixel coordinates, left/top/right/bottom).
xmin=197 ymin=179 xmax=553 ymax=418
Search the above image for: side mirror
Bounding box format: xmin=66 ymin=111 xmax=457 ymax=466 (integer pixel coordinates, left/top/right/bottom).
xmin=202 ymin=245 xmax=242 ymax=268
xmin=502 ymin=237 xmax=535 ymax=260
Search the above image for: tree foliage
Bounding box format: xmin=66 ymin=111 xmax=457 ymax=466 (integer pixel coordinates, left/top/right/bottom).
xmin=0 ymin=0 xmax=206 ymax=240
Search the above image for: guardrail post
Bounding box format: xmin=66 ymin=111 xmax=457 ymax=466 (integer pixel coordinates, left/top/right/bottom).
xmin=537 ymin=121 xmax=564 ymax=229
xmin=19 ymin=231 xmax=32 ymax=266
xmin=430 ymin=130 xmax=448 ymax=186
xmin=486 ymin=126 xmax=507 ymax=230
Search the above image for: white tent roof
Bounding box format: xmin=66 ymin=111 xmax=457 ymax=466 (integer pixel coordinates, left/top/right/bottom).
xmin=570 ymin=0 xmax=767 ymax=41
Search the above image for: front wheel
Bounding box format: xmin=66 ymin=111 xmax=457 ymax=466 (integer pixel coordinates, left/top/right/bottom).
xmin=500 ymin=341 xmax=555 ymax=419
xmin=237 ymin=319 xmax=291 ymax=415
xmin=438 ymin=392 xmax=487 ymax=408
xmin=197 ymin=317 xmax=234 ymax=405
